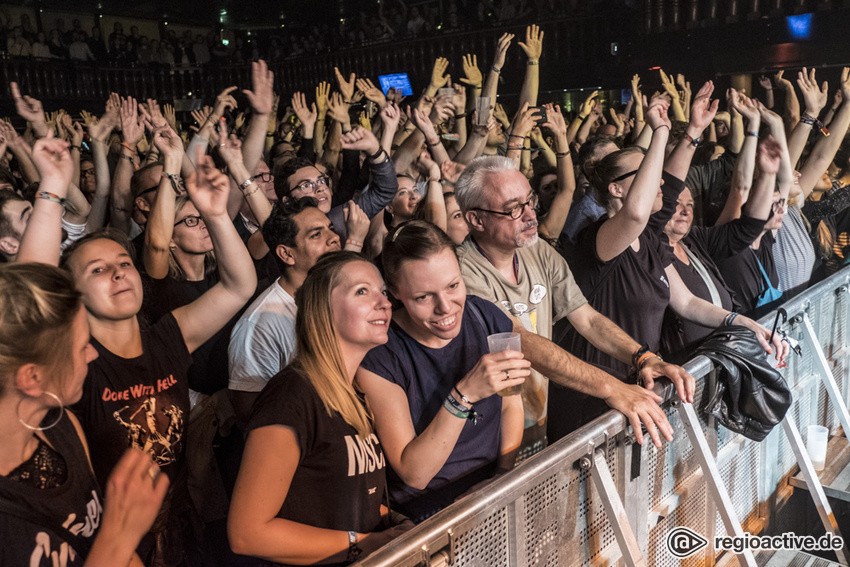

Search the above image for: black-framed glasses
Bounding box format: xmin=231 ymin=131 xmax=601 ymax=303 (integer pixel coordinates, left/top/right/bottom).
xmin=612 ymin=169 xmax=639 ymax=183
xmin=472 ymin=193 xmax=539 ymax=220
xmin=174 ymin=215 xmax=203 ymax=228
xmin=772 ymin=198 xmax=786 ymax=213
xmin=252 ymin=172 xmax=273 ymax=183
xmin=292 ymin=176 xmax=330 ymax=194
xmin=80 ymin=169 xmax=96 ymax=178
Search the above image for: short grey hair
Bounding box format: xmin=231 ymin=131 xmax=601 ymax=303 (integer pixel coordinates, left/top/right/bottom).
xmin=454 ymin=156 xmax=518 ymax=213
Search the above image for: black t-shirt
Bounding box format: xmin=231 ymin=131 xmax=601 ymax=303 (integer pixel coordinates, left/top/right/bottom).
xmin=662 ymin=216 xmax=765 ymax=354
xmin=0 ymin=415 xmax=103 ymax=566
xmin=140 ymin=273 xmax=233 ymax=394
xmin=72 ymin=313 xmax=191 ymax=488
xmin=558 ymin=172 xmax=684 ymax=375
xmin=249 ymin=367 xmax=385 ymax=565
xmin=719 ymin=231 xmax=779 ymax=316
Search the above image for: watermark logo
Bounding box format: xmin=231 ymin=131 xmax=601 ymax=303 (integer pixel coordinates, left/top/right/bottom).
xmin=667 ymin=527 xmax=709 ymax=558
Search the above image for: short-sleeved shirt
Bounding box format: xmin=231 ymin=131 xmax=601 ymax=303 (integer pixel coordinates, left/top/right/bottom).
xmin=360 ymin=295 xmax=511 ymax=521
xmin=228 ymin=278 xmax=297 ymax=393
xmin=458 ymin=237 xmax=587 ymax=429
xmin=773 ymin=204 xmax=815 ymax=293
xmin=249 ymin=367 xmax=385 ymax=563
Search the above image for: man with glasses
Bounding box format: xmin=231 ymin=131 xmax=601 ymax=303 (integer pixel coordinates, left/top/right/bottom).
xmin=273 ymin=127 xmax=398 ymax=241
xmin=455 ymin=156 xmax=691 ymax=452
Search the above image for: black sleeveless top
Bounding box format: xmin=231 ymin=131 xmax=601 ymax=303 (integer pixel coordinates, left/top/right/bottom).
xmin=0 ymin=413 xmax=103 ymax=566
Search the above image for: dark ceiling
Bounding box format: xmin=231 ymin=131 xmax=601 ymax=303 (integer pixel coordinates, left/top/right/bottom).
xmin=9 ymin=0 xmax=334 ymax=29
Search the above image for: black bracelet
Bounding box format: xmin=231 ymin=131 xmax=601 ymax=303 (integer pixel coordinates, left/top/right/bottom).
xmin=555 ymin=151 xmax=569 ymax=158
xmin=369 ymin=147 xmax=386 ymax=162
xmin=491 ymin=65 xmax=501 ymax=74
xmin=455 ymin=113 xmax=467 ymax=118
xmin=632 ymin=343 xmax=651 ymax=369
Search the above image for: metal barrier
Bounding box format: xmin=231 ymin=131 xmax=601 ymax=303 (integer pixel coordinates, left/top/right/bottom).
xmin=354 ymin=267 xmax=850 ymax=567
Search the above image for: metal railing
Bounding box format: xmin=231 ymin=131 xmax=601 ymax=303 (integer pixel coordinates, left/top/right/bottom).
xmin=354 ymin=267 xmax=850 ymax=566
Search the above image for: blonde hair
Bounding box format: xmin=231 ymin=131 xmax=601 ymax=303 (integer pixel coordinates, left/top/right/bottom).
xmin=169 ymin=195 xmax=217 ymax=282
xmin=293 ymin=251 xmax=374 ymax=438
xmin=0 ymin=263 xmax=81 ymax=396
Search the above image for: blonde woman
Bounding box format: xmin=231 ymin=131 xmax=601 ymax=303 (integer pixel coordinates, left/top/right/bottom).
xmin=228 ymin=251 xmax=413 ymax=566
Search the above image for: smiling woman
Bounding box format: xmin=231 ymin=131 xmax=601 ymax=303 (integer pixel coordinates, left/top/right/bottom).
xmin=357 ymin=221 xmax=527 ymax=522
xmin=228 ymin=251 xmax=415 ymax=565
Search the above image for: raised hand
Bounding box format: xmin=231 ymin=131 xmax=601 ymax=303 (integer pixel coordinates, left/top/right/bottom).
xmin=579 ymin=90 xmax=599 ymax=119
xmin=430 ymin=94 xmax=456 ymax=125
xmin=659 ymin=69 xmax=679 ymax=98
xmin=732 ymin=93 xmax=760 ymax=126
xmin=511 ymin=102 xmax=538 ymax=139
xmin=186 ymin=150 xmax=230 ymax=219
xmin=10 ymin=82 xmax=45 ymax=125
xmin=758 ymin=75 xmax=773 ymax=91
xmin=689 ymin=81 xmax=719 ymax=131
xmin=493 ymin=103 xmax=510 ymax=127
xmin=120 ymin=97 xmax=145 ymax=147
xmin=334 ymin=67 xmax=356 ymax=102
xmin=243 ymin=59 xmax=274 ymax=115
xmin=356 ymin=77 xmax=387 ymax=108
xmin=452 ymin=83 xmax=466 ymax=113
xmin=493 ymin=33 xmax=514 ymax=70
xmin=327 ymin=92 xmax=350 ymax=125
xmin=340 ymin=127 xmax=380 ymax=155
xmin=797 ymin=67 xmax=829 ymax=116
xmin=31 ymin=136 xmax=73 ymax=184
xmin=88 ymin=112 xmax=117 ymax=144
xmin=440 ymin=160 xmax=466 ymax=183
xmin=316 ymin=81 xmax=330 ymax=116
xmin=152 ymin=124 xmax=183 ymax=159
xmin=158 ymin=103 xmax=175 ymax=131
xmin=380 ymin=101 xmax=401 ymax=131
xmin=212 ymin=86 xmax=238 ymax=120
xmin=217 ymin=129 xmax=245 ymax=171
xmin=774 ymin=70 xmax=794 ymax=92
xmin=461 ymin=54 xmax=482 ymax=87
xmin=542 ymin=103 xmax=567 ymax=138
xmin=291 ymin=92 xmax=318 ymax=132
xmin=517 ymin=24 xmax=543 ymax=61
xmin=646 ymin=97 xmax=671 ymax=132
xmin=430 ymin=57 xmax=450 ymax=89
xmin=344 ymin=200 xmax=370 ymax=244
xmin=756 ymin=100 xmax=784 ymax=134
xmin=757 ymin=134 xmax=782 ymax=175
xmin=190 ymin=106 xmax=212 ymax=131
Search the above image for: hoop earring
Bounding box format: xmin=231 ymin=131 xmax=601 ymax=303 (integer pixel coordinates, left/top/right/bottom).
xmin=17 ymin=391 xmax=64 ymax=431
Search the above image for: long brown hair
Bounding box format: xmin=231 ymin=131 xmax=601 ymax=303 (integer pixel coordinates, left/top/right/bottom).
xmin=292 ymin=250 xmax=374 ymax=438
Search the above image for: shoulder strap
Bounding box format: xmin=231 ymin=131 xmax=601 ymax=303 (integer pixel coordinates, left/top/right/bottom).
xmin=0 ymin=496 xmax=92 ymax=558
xmin=750 ymin=248 xmax=773 ymax=291
xmin=465 ymin=297 xmax=488 ymax=332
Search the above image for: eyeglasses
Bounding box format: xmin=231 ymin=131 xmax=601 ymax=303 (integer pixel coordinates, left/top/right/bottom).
xmin=174 ymin=215 xmax=203 ymax=228
xmin=292 ymin=176 xmax=330 ymax=194
xmin=611 ymin=169 xmax=639 ymax=183
xmin=472 ymin=193 xmax=538 ymax=220
xmin=252 ymin=172 xmax=273 ymax=183
xmin=80 ymin=169 xmax=95 ymax=178
xmin=772 ymin=198 xmax=786 ymax=213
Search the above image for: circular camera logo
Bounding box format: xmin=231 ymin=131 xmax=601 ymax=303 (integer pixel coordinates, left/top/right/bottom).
xmin=667 ymin=527 xmax=709 ymax=558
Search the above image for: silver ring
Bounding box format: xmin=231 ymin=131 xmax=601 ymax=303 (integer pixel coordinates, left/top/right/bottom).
xmin=219 ymin=143 xmax=226 ymax=147
xmin=504 ymin=369 xmax=510 ymax=380
xmin=147 ymin=467 xmax=160 ymax=482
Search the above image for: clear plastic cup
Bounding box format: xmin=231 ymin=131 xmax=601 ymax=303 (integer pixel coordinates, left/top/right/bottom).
xmin=475 ymin=96 xmax=491 ymax=126
xmin=487 ymin=332 xmax=522 ymax=396
xmin=807 ymin=425 xmax=829 ymax=471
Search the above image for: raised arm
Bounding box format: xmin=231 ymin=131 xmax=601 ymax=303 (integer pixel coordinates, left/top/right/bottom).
xmin=17 ymin=138 xmax=74 ymax=264
xmin=775 ymin=70 xmax=801 ymax=128
xmin=424 ymin=57 xmax=450 ymax=99
xmin=758 ymin=75 xmax=775 ymax=109
xmin=241 ymin=60 xmax=275 ymax=173
xmin=11 ymin=81 xmax=49 ymax=139
xmin=314 ymin=81 xmax=330 ymax=158
xmin=142 ymin=126 xmax=183 ymax=279
xmin=171 ymin=151 xmax=256 ymax=353
xmin=482 ymin=33 xmax=513 ymax=105
xmin=659 ymin=69 xmax=687 ymax=122
xmin=86 ymin=99 xmax=119 ymax=232
xmin=798 ymin=67 xmax=850 ymax=198
xmin=109 ymin=97 xmax=146 ymax=234
xmin=715 ymin=95 xmax=761 ymax=225
xmin=664 ymin=81 xmax=719 ymax=181
xmin=517 ymin=24 xmax=543 ymax=108
xmin=788 ymin=67 xmax=829 ymax=171
xmin=595 ymin=98 xmax=671 ymax=262
xmin=537 ymin=104 xmax=575 ymax=241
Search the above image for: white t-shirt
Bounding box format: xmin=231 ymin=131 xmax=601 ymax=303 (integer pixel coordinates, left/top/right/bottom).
xmin=61 ymin=218 xmax=86 ymax=252
xmin=228 ymin=278 xmax=297 ymax=392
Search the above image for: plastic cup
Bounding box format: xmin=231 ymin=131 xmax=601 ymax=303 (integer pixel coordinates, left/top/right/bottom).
xmin=475 ymin=96 xmax=491 ymax=126
xmin=438 ymin=87 xmax=454 ymax=100
xmin=807 ymin=425 xmax=829 ymax=472
xmin=487 ymin=332 xmax=522 ymax=397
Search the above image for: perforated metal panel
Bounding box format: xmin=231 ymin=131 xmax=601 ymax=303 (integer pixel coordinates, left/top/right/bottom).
xmin=452 ymin=508 xmax=509 ymax=567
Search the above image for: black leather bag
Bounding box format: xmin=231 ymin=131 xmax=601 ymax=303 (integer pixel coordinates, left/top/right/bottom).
xmin=694 ymin=326 xmax=792 ymax=441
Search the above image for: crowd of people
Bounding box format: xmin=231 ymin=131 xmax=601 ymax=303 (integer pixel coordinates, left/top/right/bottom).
xmin=1 ymin=19 xmax=846 ymax=566
xmin=0 ymin=0 xmax=608 ymax=67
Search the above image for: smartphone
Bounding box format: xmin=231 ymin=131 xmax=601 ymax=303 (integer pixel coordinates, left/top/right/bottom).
xmin=530 ymin=106 xmax=547 ymax=125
